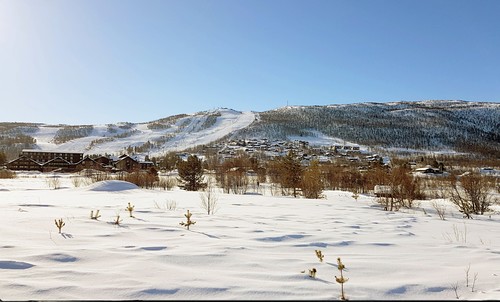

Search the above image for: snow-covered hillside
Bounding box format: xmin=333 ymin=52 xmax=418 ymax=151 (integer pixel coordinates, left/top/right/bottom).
xmin=234 ymin=100 xmax=500 ymax=156
xmin=2 ymin=108 xmax=256 ymax=157
xmin=1 ymin=100 xmax=499 ymax=159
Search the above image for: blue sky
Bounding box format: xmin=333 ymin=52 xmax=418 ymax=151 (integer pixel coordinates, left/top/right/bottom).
xmin=0 ymin=0 xmax=499 ymax=125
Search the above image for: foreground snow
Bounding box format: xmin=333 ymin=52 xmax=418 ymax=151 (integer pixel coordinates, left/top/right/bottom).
xmin=1 ymin=173 xmax=500 ymax=300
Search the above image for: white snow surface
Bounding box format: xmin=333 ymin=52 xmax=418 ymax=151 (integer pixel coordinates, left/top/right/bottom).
xmin=85 ymin=180 xmax=140 ymax=191
xmin=1 ymin=173 xmax=500 ymax=300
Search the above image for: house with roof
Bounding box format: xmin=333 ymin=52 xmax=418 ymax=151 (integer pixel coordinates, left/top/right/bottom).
xmin=415 ymin=165 xmax=442 ymax=175
xmin=5 ymin=149 xmax=157 ymax=173
xmin=41 ymin=157 xmax=73 ymax=172
xmin=20 ymin=149 xmax=83 ymax=164
xmin=6 ymin=156 xmax=42 ymax=171
xmin=114 ymin=155 xmax=142 ymax=172
xmin=74 ymin=156 xmax=104 ymax=172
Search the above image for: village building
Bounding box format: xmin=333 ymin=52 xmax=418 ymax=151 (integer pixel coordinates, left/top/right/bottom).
xmin=74 ymin=156 xmax=103 ymax=171
xmin=42 ymin=157 xmax=73 ymax=172
xmin=6 ymin=150 xmax=155 ymax=173
xmin=6 ymin=156 xmax=42 ymax=171
xmin=114 ymin=155 xmax=142 ymax=172
xmin=20 ymin=149 xmax=83 ymax=164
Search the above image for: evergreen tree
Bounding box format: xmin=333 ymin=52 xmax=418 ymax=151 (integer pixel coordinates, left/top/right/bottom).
xmin=177 ymin=155 xmax=205 ymax=191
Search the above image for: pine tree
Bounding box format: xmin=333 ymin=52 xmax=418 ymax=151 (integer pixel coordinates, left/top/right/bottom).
xmin=177 ymin=155 xmax=206 ymax=191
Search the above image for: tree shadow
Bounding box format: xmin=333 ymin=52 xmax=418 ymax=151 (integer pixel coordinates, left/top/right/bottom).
xmin=191 ymin=230 xmax=219 ymax=239
xmin=60 ymin=232 xmax=73 ymax=239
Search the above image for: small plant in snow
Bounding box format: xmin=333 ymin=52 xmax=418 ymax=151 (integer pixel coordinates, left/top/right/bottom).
xmin=315 ymin=249 xmax=324 ymax=262
xmin=114 ymin=214 xmax=123 ymax=225
xmin=90 ymin=210 xmax=101 ymax=220
xmin=47 ymin=176 xmax=61 ymax=190
xmin=335 ymin=257 xmax=349 ymax=300
xmin=465 ymin=263 xmax=471 ymax=287
xmin=55 ymin=218 xmax=65 ymax=233
xmin=472 ymin=272 xmax=478 ymax=292
xmin=166 ymin=200 xmax=177 ymax=211
xmin=300 ymin=267 xmax=317 ymax=278
xmin=451 ymin=281 xmax=460 ymax=299
xmin=443 ymin=223 xmax=468 ymax=244
xmin=465 ymin=264 xmax=479 ymax=292
xmin=352 ymin=192 xmax=359 ymax=201
xmin=153 ymin=200 xmax=177 ymax=211
xmin=125 ymin=202 xmax=135 ymax=217
xmin=308 ymin=268 xmax=317 ymax=278
xmin=180 ymin=209 xmax=196 ymax=230
xmin=71 ymin=176 xmax=82 ymax=188
xmin=432 ymin=200 xmax=447 ymax=220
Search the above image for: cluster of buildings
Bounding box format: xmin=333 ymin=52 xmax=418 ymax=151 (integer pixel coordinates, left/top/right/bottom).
xmin=213 ymin=138 xmax=361 ymax=161
xmin=5 ymin=150 xmax=154 ymax=173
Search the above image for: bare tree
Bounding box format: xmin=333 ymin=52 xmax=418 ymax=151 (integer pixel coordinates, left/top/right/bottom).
xmin=301 ymin=160 xmax=324 ymax=199
xmin=448 ymin=172 xmax=494 ymax=218
xmin=200 ymin=181 xmax=219 ymax=215
xmin=279 ymin=151 xmax=303 ymax=198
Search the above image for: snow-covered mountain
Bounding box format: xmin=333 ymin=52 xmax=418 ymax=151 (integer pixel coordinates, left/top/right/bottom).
xmin=1 ymin=100 xmax=499 ymax=159
xmin=0 ymin=108 xmax=256 ymax=159
xmin=234 ymin=100 xmax=500 ymax=157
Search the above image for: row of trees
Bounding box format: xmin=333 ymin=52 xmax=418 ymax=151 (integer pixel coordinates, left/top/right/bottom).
xmin=175 ymin=151 xmax=325 ymax=199
xmin=172 ymin=151 xmax=497 ymax=219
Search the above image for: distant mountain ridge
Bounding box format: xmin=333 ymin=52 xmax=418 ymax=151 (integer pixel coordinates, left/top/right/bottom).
xmin=1 ymin=100 xmax=499 ymax=159
xmin=233 ymin=100 xmax=500 ymax=156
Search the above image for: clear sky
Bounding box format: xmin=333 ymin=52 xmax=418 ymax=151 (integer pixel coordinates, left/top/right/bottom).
xmin=0 ymin=0 xmax=499 ymax=125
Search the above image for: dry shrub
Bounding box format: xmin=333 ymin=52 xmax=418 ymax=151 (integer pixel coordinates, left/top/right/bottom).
xmin=0 ymin=169 xmax=16 ymax=179
xmin=71 ymin=176 xmax=83 ymax=187
xmin=448 ymin=172 xmax=494 ymax=218
xmin=200 ymin=181 xmax=219 ymax=215
xmin=46 ymin=176 xmax=61 ymax=190
xmin=158 ymin=176 xmax=176 ymax=190
xmin=117 ymin=171 xmax=158 ymax=189
xmin=302 ymin=160 xmax=324 ymax=199
xmin=81 ymin=169 xmax=112 ymax=183
xmin=431 ymin=200 xmax=447 ymax=220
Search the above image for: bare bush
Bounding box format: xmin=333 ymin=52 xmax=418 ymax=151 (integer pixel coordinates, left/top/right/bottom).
xmin=200 ymin=182 xmax=219 ymax=215
xmin=448 ymin=172 xmax=494 ymax=218
xmin=301 ymin=160 xmax=324 ymax=199
xmin=451 ymin=281 xmax=460 ymax=299
xmin=154 ymin=200 xmax=177 ymax=211
xmin=166 ymin=200 xmax=177 ymax=210
xmin=71 ymin=176 xmax=83 ymax=187
xmin=158 ymin=176 xmax=176 ymax=190
xmin=443 ymin=223 xmax=468 ymax=244
xmin=83 ymin=169 xmax=112 ymax=183
xmin=117 ymin=171 xmax=158 ymax=189
xmin=0 ymin=169 xmax=16 ymax=179
xmin=431 ymin=200 xmax=447 ymax=220
xmin=219 ymin=169 xmax=249 ymax=194
xmin=46 ymin=176 xmax=61 ymax=190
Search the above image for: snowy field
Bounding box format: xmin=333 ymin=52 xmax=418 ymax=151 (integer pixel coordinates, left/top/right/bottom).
xmin=1 ymin=172 xmax=500 ymax=300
